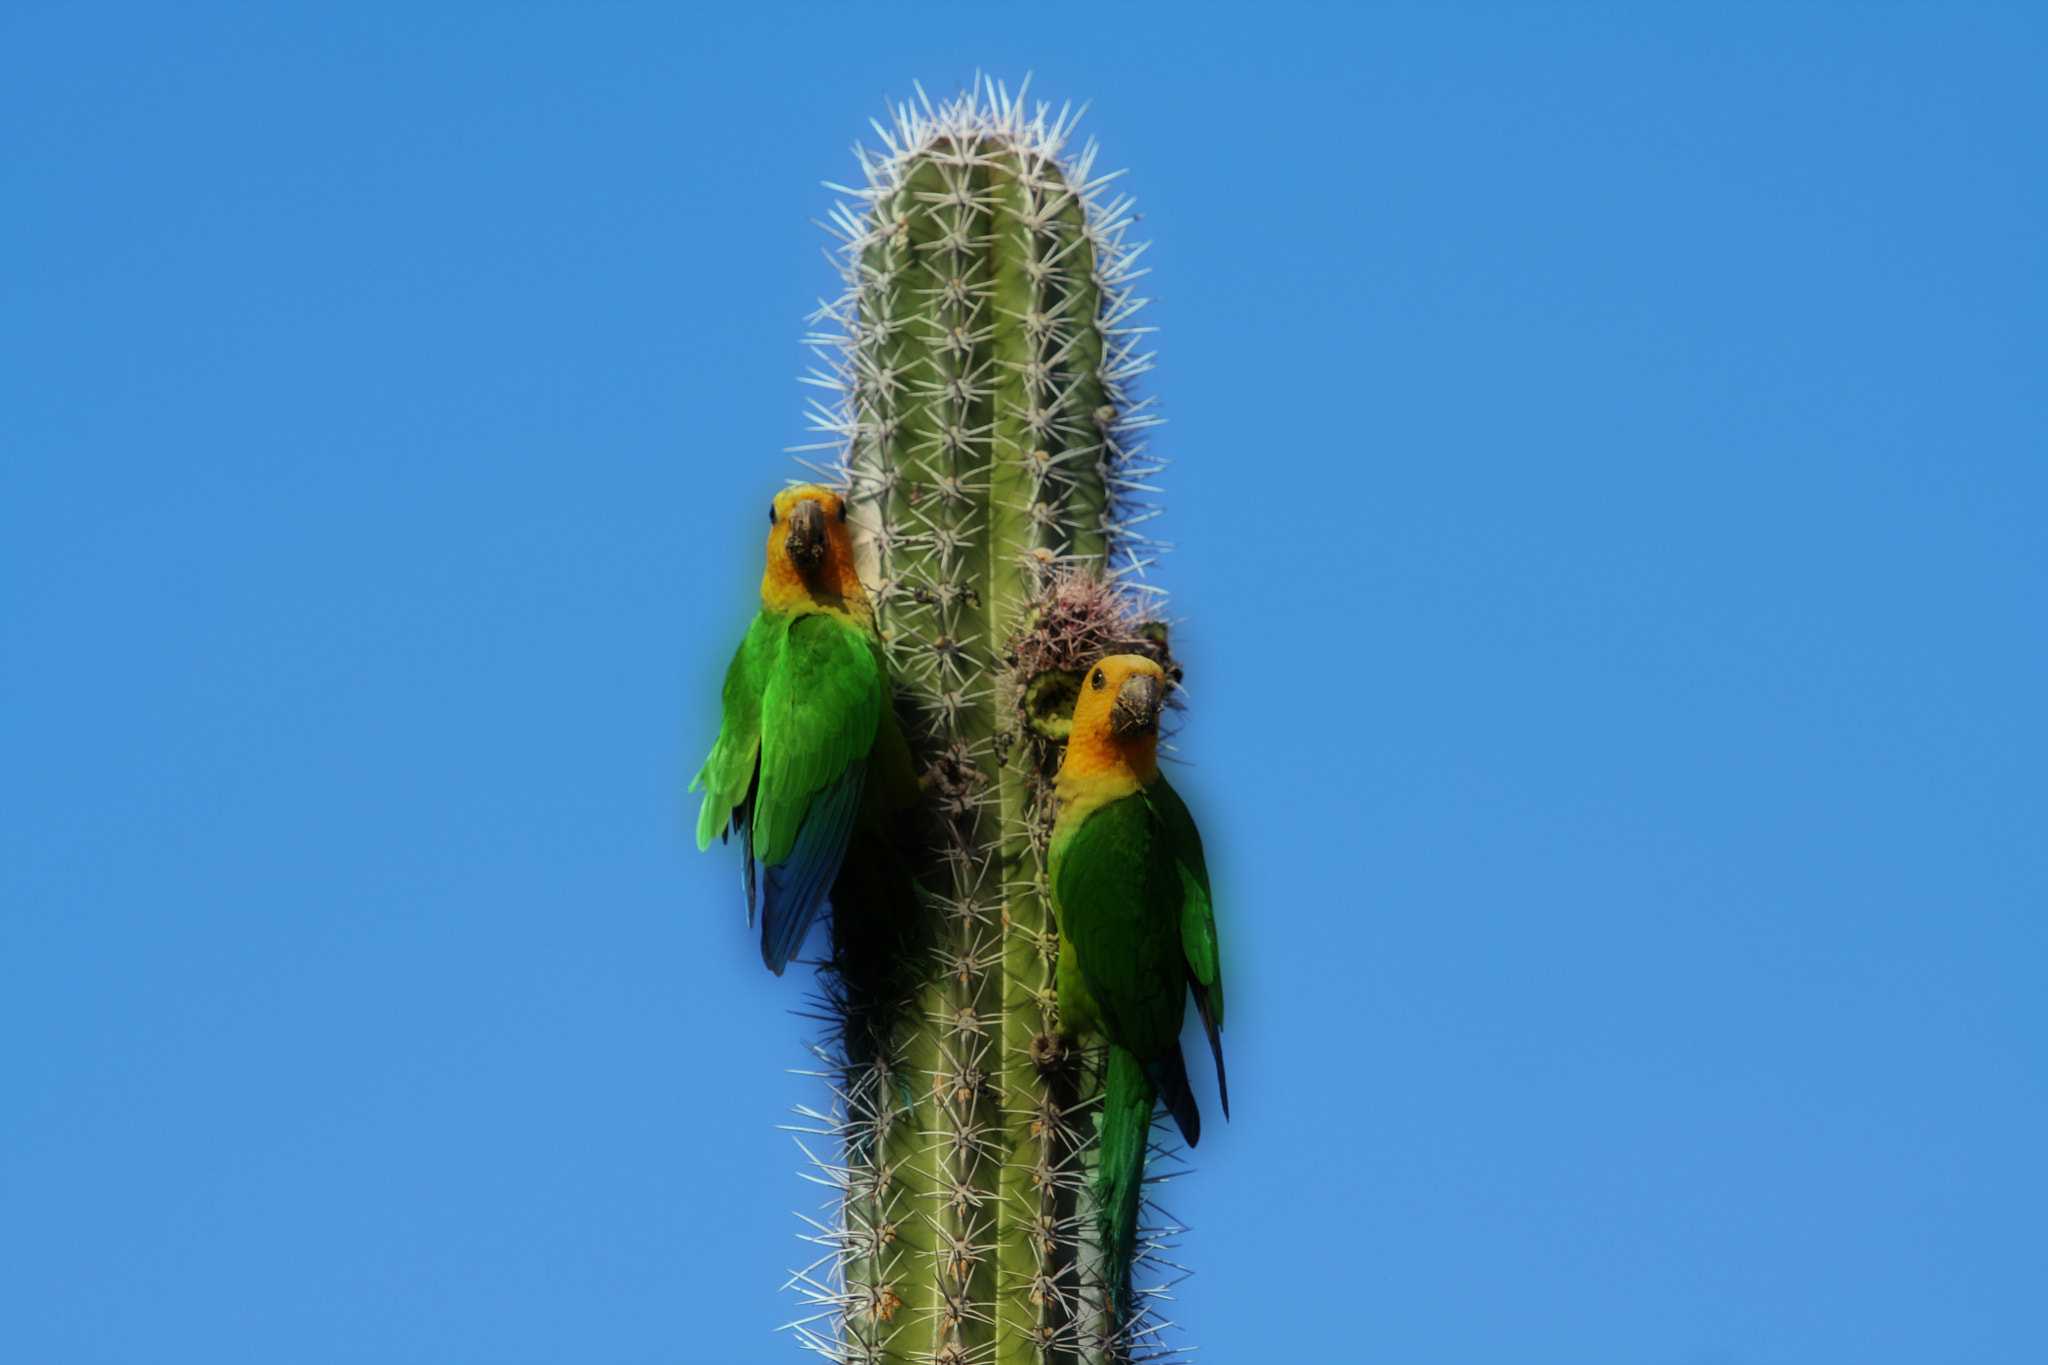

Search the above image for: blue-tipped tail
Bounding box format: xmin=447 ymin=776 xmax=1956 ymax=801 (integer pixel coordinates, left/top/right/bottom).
xmin=758 ymin=759 xmax=866 ymax=975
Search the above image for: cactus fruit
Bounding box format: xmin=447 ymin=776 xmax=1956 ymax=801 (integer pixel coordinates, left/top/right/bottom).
xmin=784 ymin=80 xmax=1193 ymax=1365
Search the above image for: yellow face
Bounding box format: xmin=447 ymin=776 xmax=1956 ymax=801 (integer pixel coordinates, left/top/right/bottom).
xmin=765 ymin=484 xmax=849 ymax=569
xmin=1072 ymin=653 xmax=1168 ymax=746
xmin=759 ymin=483 xmax=865 ymax=613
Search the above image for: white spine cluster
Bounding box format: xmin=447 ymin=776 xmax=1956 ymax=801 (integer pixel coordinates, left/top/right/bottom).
xmin=798 ymin=76 xmax=1168 ymax=599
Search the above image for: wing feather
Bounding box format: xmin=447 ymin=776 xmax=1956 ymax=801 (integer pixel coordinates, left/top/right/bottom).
xmin=1149 ymin=778 xmax=1227 ymax=1110
xmin=1148 ymin=779 xmax=1224 ymax=1022
xmin=692 ymin=613 xmax=779 ymax=850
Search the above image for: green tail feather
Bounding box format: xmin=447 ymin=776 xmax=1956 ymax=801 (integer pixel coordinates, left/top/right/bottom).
xmin=1099 ymin=1044 xmax=1156 ymax=1310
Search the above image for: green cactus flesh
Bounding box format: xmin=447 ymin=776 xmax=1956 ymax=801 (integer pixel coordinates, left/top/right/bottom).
xmin=787 ymin=84 xmax=1185 ymax=1365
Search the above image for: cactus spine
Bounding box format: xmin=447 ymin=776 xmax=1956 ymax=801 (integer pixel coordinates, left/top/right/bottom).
xmin=787 ymin=83 xmax=1183 ymax=1364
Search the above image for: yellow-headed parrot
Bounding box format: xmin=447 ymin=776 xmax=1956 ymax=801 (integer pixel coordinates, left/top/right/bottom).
xmin=1050 ymin=652 xmax=1226 ymax=1301
xmin=692 ymin=483 xmax=910 ymax=974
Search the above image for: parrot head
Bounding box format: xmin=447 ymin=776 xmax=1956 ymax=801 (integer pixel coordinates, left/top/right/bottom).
xmin=761 ymin=484 xmax=869 ymax=620
xmin=1063 ymin=653 xmax=1168 ymax=783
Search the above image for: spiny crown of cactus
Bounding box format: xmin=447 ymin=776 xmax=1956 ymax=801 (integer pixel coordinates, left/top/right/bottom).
xmin=782 ymin=79 xmax=1198 ymax=1365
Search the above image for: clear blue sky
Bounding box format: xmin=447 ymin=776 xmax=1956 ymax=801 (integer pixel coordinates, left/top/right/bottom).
xmin=4 ymin=5 xmax=2042 ymax=1362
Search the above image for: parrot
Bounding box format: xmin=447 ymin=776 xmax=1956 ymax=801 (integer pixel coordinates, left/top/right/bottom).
xmin=1049 ymin=652 xmax=1226 ymax=1306
xmin=691 ymin=483 xmax=912 ymax=975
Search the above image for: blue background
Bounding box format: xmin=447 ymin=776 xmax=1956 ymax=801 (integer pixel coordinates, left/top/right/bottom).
xmin=4 ymin=5 xmax=2042 ymax=1362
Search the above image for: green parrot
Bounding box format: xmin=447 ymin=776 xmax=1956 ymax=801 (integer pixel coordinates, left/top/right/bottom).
xmin=692 ymin=483 xmax=912 ymax=975
xmin=1049 ymin=652 xmax=1227 ymax=1307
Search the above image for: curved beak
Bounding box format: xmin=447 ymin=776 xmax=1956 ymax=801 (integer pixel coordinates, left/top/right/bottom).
xmin=785 ymin=498 xmax=828 ymax=573
xmin=1108 ymin=670 xmax=1162 ymax=740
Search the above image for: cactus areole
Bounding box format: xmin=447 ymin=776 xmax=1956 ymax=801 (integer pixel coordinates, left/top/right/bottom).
xmin=782 ymin=81 xmax=1198 ymax=1365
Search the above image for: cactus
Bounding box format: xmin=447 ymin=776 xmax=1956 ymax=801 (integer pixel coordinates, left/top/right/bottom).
xmin=786 ymin=81 xmax=1187 ymax=1365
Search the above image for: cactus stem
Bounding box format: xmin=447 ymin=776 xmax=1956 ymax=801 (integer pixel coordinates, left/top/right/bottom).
xmin=784 ymin=77 xmax=1195 ymax=1365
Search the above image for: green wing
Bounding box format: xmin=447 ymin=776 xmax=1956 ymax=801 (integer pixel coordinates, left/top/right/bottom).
xmin=1145 ymin=777 xmax=1223 ymax=1025
xmin=1146 ymin=775 xmax=1227 ymax=1114
xmin=692 ymin=611 xmax=779 ymax=851
xmin=751 ymin=612 xmax=883 ymax=869
xmin=692 ymin=609 xmax=886 ymax=866
xmin=1054 ymin=792 xmax=1187 ymax=1062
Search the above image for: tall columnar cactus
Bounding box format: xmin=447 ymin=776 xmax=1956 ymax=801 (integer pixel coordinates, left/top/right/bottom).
xmin=787 ymin=83 xmax=1187 ymax=1365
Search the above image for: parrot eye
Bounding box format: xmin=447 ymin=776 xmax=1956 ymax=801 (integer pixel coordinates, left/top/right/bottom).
xmin=767 ymin=501 xmax=778 ymax=526
xmin=1090 ymin=667 xmax=1106 ymax=691
xmin=836 ymin=499 xmax=848 ymax=524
